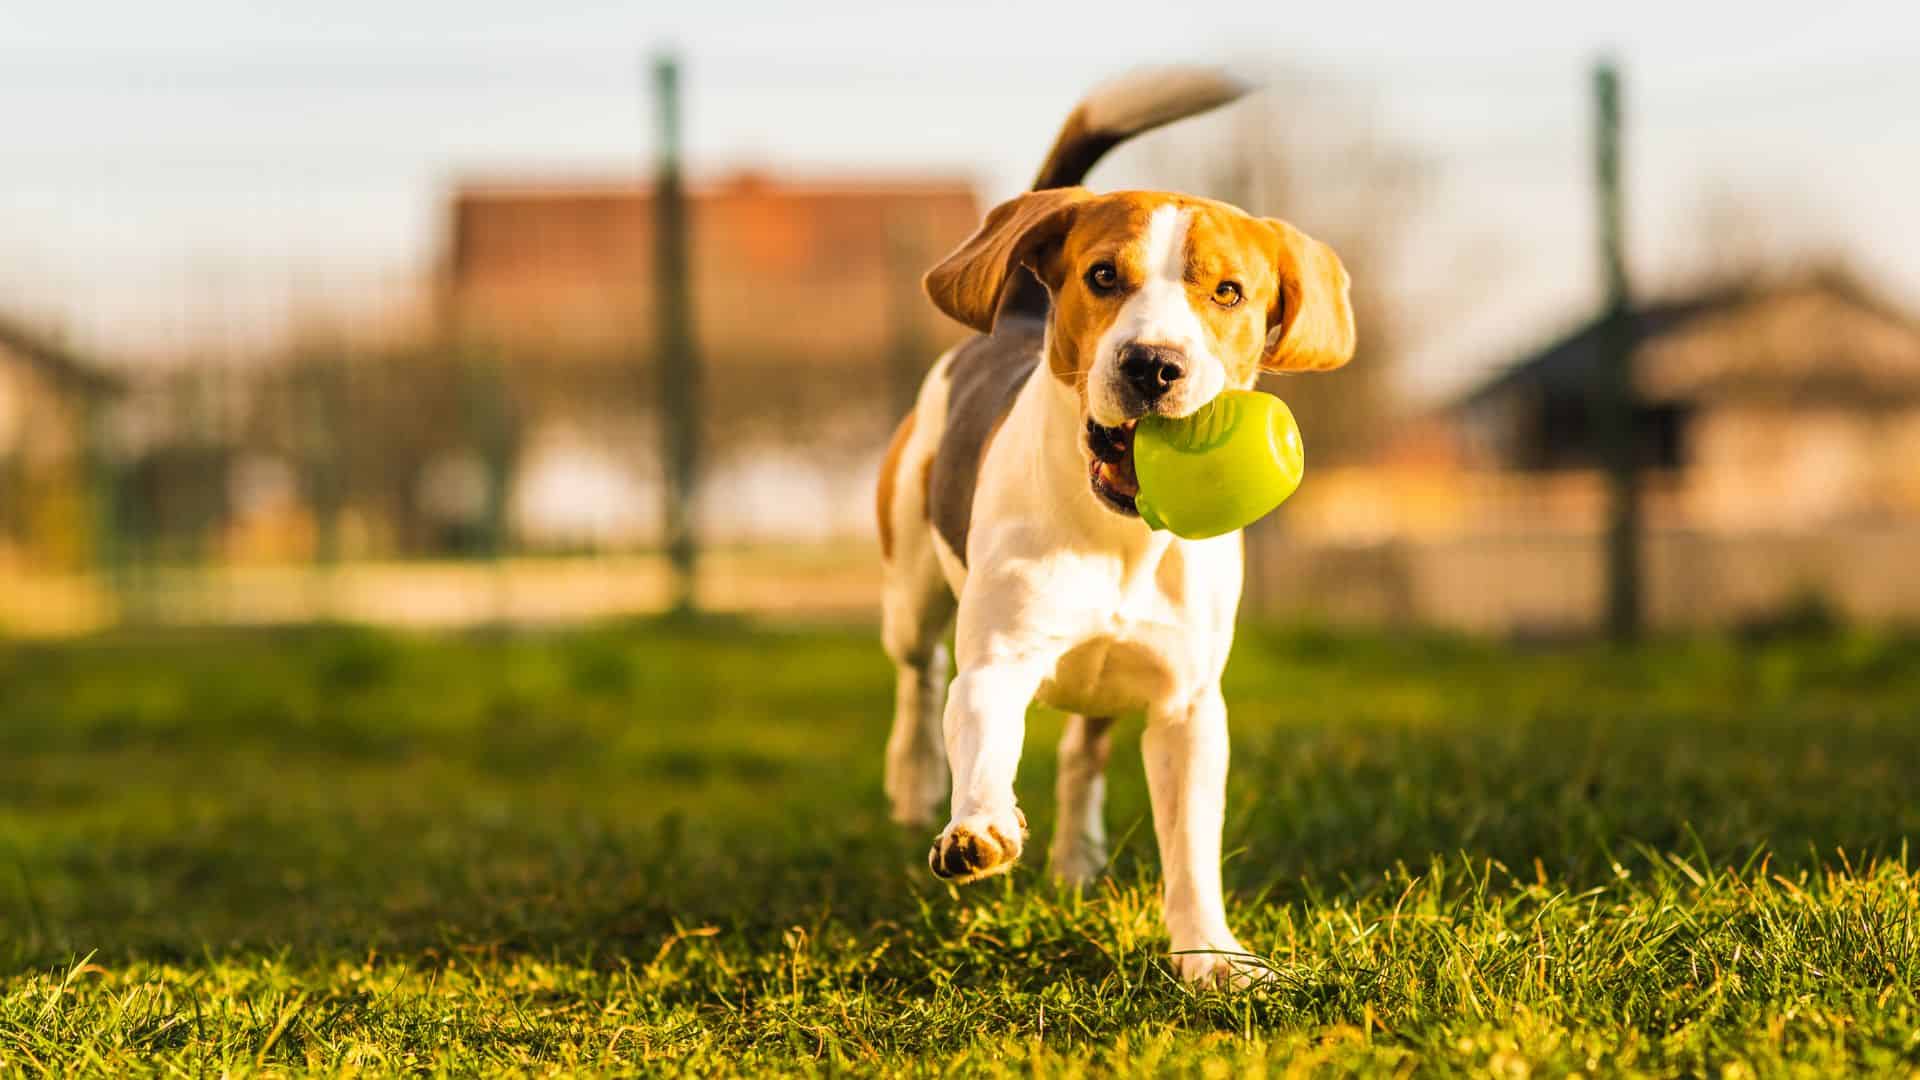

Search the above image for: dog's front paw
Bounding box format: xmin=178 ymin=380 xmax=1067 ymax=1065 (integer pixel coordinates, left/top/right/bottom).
xmin=1172 ymin=941 xmax=1272 ymax=989
xmin=928 ymin=808 xmax=1027 ymax=884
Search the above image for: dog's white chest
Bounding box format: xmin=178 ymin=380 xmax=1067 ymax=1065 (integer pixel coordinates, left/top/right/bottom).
xmin=957 ymin=524 xmax=1241 ymax=719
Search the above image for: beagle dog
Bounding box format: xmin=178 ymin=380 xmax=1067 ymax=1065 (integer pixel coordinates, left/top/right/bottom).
xmin=875 ymin=68 xmax=1355 ymax=986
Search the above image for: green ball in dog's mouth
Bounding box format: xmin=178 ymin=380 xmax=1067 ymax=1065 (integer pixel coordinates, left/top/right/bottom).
xmin=1131 ymin=390 xmax=1305 ymax=540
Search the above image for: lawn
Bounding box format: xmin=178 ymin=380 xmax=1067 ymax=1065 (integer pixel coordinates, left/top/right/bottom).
xmin=2 ymin=620 xmax=1918 ymax=1074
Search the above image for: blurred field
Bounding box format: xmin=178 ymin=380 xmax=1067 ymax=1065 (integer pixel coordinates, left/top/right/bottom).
xmin=0 ymin=547 xmax=881 ymax=637
xmin=3 ymin=622 xmax=1919 ymax=1073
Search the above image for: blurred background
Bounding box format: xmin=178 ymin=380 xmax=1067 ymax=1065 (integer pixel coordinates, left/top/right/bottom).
xmin=7 ymin=1 xmax=1920 ymax=639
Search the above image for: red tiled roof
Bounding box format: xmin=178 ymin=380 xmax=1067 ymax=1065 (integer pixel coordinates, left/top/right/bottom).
xmin=443 ymin=172 xmax=983 ymax=359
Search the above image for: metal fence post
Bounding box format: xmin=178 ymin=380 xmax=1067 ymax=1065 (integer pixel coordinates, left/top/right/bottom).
xmin=1594 ymin=59 xmax=1643 ymax=642
xmin=652 ymin=52 xmax=702 ymax=616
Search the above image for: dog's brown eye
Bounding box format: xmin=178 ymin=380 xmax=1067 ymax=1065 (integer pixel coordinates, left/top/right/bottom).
xmin=1085 ymin=262 xmax=1118 ymax=294
xmin=1212 ymin=281 xmax=1243 ymax=308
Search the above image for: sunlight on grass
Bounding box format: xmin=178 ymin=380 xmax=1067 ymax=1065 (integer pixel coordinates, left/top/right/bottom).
xmin=2 ymin=623 xmax=1918 ymax=1072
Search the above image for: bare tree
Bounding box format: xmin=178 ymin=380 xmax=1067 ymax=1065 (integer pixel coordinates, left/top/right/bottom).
xmin=1678 ymin=181 xmax=1850 ymax=294
xmin=1134 ymin=71 xmax=1428 ymax=465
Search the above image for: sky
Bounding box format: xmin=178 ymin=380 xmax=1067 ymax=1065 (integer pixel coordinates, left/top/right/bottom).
xmin=5 ymin=0 xmax=1919 ymax=399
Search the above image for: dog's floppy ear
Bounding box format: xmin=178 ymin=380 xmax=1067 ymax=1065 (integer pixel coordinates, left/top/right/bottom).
xmin=1260 ymin=218 xmax=1356 ymax=373
xmin=923 ymin=187 xmax=1094 ymax=333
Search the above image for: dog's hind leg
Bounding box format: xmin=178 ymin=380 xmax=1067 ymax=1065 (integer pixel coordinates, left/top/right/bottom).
xmin=878 ymin=410 xmax=956 ymax=827
xmin=1049 ymin=715 xmax=1114 ymax=885
xmin=882 ymin=614 xmax=952 ymax=826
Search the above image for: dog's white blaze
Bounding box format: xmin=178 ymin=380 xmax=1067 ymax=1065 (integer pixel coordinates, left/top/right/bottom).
xmin=1088 ymin=205 xmax=1227 ymax=425
xmin=1143 ymin=201 xmax=1188 ymax=283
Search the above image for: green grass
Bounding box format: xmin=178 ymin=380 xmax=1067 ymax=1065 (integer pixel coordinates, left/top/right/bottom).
xmin=2 ymin=621 xmax=1919 ymax=1075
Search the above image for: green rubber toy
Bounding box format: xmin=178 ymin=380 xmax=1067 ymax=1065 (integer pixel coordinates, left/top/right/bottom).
xmin=1133 ymin=390 xmax=1305 ymax=540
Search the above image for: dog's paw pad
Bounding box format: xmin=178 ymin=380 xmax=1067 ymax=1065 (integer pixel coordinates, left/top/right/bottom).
xmin=928 ymin=810 xmax=1027 ymax=884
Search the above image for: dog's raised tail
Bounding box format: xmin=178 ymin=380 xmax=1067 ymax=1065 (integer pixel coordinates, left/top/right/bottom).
xmin=984 ymin=67 xmax=1251 ymax=324
xmin=1030 ymin=66 xmax=1253 ymax=191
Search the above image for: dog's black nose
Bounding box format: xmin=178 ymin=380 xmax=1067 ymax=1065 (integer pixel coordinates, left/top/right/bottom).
xmin=1119 ymin=343 xmax=1186 ymax=401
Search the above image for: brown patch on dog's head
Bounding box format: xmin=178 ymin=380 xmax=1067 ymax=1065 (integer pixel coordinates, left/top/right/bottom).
xmin=925 ymin=190 xmax=1354 ymax=401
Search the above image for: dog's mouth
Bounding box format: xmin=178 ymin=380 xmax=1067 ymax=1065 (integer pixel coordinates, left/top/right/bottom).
xmin=1086 ymin=418 xmax=1140 ymax=515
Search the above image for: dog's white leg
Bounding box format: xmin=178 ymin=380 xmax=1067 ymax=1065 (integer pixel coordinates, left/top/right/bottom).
xmin=1142 ymin=685 xmax=1259 ymax=987
xmin=1049 ymin=714 xmax=1114 ymax=885
xmin=883 ymin=642 xmax=951 ymax=826
xmin=927 ymin=663 xmax=1045 ymax=883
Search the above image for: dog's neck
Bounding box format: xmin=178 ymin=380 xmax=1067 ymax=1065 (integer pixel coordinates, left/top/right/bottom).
xmin=1027 ymin=356 xmax=1172 ymax=585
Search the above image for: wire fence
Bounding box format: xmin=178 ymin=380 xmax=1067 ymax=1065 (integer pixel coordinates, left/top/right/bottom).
xmin=6 ymin=53 xmax=1920 ymax=634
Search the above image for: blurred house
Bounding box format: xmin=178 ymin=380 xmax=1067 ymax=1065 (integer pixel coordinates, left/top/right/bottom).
xmin=439 ymin=172 xmax=982 ymax=547
xmin=443 ymin=171 xmax=978 ymax=361
xmin=1450 ymin=272 xmax=1920 ymax=529
xmin=0 ymin=316 xmax=118 ymax=569
xmin=1248 ymin=273 xmax=1920 ymax=631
